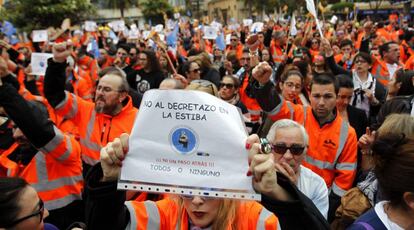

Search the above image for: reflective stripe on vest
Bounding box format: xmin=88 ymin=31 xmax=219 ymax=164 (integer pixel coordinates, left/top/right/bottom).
xmin=56 ymin=93 xmax=79 ymax=120
xmin=248 ymin=109 xmax=262 ymax=116
xmin=39 ymin=126 xmax=72 ymax=162
xmin=331 ymin=181 xmax=347 ymax=197
xmin=32 ymin=153 xmax=83 ymax=210
xmin=79 ymin=110 xmax=101 ymax=165
xmin=268 ymin=95 xmax=284 ymax=117
xmin=286 ymin=102 xmax=294 ymax=120
xmin=144 ymin=201 xmax=161 ymax=229
xmin=125 ymin=202 xmax=138 ymax=230
xmin=256 ymin=207 xmax=274 ymax=230
xmin=304 ymin=120 xmax=350 ymax=170
xmin=372 ymin=65 xmax=389 ymax=84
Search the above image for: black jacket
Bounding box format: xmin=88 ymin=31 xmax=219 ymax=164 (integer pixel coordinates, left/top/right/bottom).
xmin=84 ymin=163 xmax=329 ymax=230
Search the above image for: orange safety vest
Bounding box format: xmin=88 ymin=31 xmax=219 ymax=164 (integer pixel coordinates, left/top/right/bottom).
xmin=270 ymin=42 xmax=284 ymax=64
xmin=226 ymin=44 xmax=243 ymax=60
xmin=266 ymin=98 xmax=357 ymax=196
xmin=239 ymin=72 xmax=262 ymax=123
xmin=125 ymin=198 xmax=280 ymax=229
xmin=404 ymin=55 xmax=414 ymax=70
xmin=71 ymin=70 xmax=93 ymax=101
xmin=0 ymin=131 xmax=83 ymax=211
xmin=371 ymin=59 xmax=402 ymax=86
xmin=54 ymin=92 xmax=138 ymax=165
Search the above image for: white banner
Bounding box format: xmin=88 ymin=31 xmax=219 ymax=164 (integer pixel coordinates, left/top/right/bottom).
xmin=119 ymin=90 xmax=259 ymax=200
xmin=32 ymin=30 xmax=48 ymax=42
xmin=30 ymin=53 xmax=53 ymax=75
xmin=109 ymin=20 xmax=125 ymax=32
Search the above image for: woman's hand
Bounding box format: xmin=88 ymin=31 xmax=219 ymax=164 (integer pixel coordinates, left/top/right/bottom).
xmin=100 ymin=133 xmax=129 ymax=182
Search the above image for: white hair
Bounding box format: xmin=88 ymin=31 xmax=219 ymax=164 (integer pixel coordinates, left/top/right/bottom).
xmin=266 ymin=119 xmax=309 ymax=147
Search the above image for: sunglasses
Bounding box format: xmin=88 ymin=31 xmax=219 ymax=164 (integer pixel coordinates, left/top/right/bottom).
xmin=190 ymin=68 xmax=200 ymax=73
xmin=272 ymin=143 xmax=305 ymax=155
xmin=8 ymin=199 xmax=44 ymax=227
xmin=354 ymin=59 xmax=367 ymax=64
xmin=219 ymin=83 xmax=235 ymax=89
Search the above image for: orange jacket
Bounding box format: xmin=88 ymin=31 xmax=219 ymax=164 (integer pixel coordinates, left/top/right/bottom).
xmin=226 ymin=43 xmax=243 ymax=60
xmin=239 ymin=71 xmax=262 ymax=123
xmin=125 ymin=198 xmax=280 ymax=229
xmin=70 ymin=70 xmax=93 ymax=101
xmin=404 ymin=55 xmax=414 ymax=70
xmin=270 ymin=41 xmax=284 ymax=64
xmin=0 ymin=131 xmax=83 ymax=211
xmin=267 ymin=98 xmax=357 ymax=196
xmin=54 ymin=92 xmax=138 ymax=165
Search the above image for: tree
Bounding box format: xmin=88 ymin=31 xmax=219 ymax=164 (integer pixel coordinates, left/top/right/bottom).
xmin=1 ymin=0 xmax=96 ymax=32
xmin=141 ymin=0 xmax=173 ymax=25
xmin=104 ymin=0 xmax=138 ymax=19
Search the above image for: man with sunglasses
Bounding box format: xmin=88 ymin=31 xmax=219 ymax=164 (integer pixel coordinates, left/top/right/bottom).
xmin=252 ymin=62 xmax=357 ymax=222
xmin=266 ymin=119 xmax=328 ymax=219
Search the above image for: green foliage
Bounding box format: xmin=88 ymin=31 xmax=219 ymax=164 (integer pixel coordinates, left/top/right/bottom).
xmin=1 ymin=0 xmax=96 ymax=32
xmin=330 ymin=2 xmax=355 ymax=12
xmin=103 ymin=0 xmax=138 ymax=18
xmin=141 ymin=0 xmax=173 ymax=25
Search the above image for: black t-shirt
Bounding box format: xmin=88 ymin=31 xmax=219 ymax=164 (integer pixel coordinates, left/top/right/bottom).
xmin=127 ymin=69 xmax=165 ymax=94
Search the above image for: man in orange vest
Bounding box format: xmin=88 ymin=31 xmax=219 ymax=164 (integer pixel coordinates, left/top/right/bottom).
xmin=269 ymin=31 xmax=286 ymax=64
xmin=44 ymin=41 xmax=138 ymax=167
xmin=371 ymin=41 xmax=402 ymax=86
xmin=0 ymin=71 xmax=83 ymax=229
xmin=226 ymin=33 xmax=243 ymax=59
xmin=251 ymin=62 xmax=357 ymax=221
xmin=236 ymin=48 xmax=262 ymax=132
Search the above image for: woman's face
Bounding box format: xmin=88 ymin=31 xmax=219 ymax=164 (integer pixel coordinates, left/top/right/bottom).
xmin=311 ymin=39 xmax=319 ymax=49
xmin=187 ymin=62 xmax=201 ymax=82
xmin=159 ymin=55 xmax=168 ymax=68
xmin=280 ymin=74 xmax=302 ymax=101
xmin=12 ymin=186 xmax=48 ymax=230
xmin=219 ymin=77 xmax=237 ymax=100
xmin=261 ymin=50 xmax=270 ymax=62
xmin=138 ymin=53 xmax=148 ymax=69
xmin=183 ymin=196 xmax=221 ymax=228
xmin=354 ymin=56 xmax=371 ymax=73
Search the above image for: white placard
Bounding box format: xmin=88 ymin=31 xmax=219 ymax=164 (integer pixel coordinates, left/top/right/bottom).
xmin=84 ymin=21 xmax=97 ymax=32
xmin=109 ymin=20 xmax=125 ymax=32
xmin=250 ymin=22 xmax=264 ymax=33
xmin=226 ymin=34 xmax=231 ymax=45
xmin=143 ymin=31 xmax=150 ymax=40
xmin=210 ymin=21 xmax=222 ymax=31
xmin=330 ymin=15 xmax=338 ymax=25
xmin=30 ymin=53 xmax=53 ymax=75
xmin=119 ymin=90 xmax=259 ymax=200
xmin=158 ymin=34 xmax=165 ymax=42
xmin=32 ymin=30 xmax=48 ymax=42
xmin=203 ymin=26 xmax=218 ymax=40
xmin=174 ymin=13 xmax=181 ymax=19
xmin=129 ymin=29 xmax=140 ymax=39
xmin=243 ymin=19 xmax=253 ymax=27
xmin=154 ymin=24 xmax=164 ymax=33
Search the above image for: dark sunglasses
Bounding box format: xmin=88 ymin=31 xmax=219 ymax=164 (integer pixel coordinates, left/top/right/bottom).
xmin=272 ymin=143 xmax=306 ymax=155
xmin=190 ymin=68 xmax=200 ymax=73
xmin=219 ymin=83 xmax=235 ymax=89
xmin=8 ymin=199 xmax=44 ymax=227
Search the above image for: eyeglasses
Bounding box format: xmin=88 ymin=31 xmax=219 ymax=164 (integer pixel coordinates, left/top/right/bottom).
xmin=8 ymin=199 xmax=44 ymax=227
xmin=219 ymin=82 xmax=235 ymax=89
xmin=190 ymin=68 xmax=200 ymax=73
xmin=139 ymin=58 xmax=147 ymax=61
xmin=117 ymin=52 xmax=128 ymax=56
xmin=96 ymin=85 xmax=121 ymax=93
xmin=284 ymin=82 xmax=302 ymax=90
xmin=354 ymin=59 xmax=367 ymax=64
xmin=271 ymin=143 xmax=306 ymax=155
xmin=230 ymin=38 xmax=238 ymax=41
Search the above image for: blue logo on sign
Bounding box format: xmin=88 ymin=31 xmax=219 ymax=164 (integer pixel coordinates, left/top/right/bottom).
xmin=170 ymin=127 xmax=198 ymax=155
xmin=39 ymin=61 xmax=45 ymax=67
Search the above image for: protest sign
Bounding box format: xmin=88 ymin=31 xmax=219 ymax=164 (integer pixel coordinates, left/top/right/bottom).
xmin=243 ymin=19 xmax=253 ymax=27
xmin=203 ymin=26 xmax=218 ymax=40
xmin=31 ymin=53 xmax=53 ymax=75
xmin=84 ymin=21 xmax=97 ymax=32
xmin=250 ymin=22 xmax=264 ymax=33
xmin=119 ymin=90 xmax=259 ymax=200
xmin=109 ymin=20 xmax=125 ymax=32
xmin=32 ymin=30 xmax=48 ymax=42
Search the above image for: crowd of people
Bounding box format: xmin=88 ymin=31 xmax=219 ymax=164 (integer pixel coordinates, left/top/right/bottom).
xmin=0 ymin=10 xmax=414 ymax=230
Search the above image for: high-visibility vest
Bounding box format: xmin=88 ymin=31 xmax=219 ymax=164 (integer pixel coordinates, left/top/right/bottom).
xmin=54 ymin=92 xmax=138 ymax=165
xmin=238 ymin=71 xmax=262 ymax=123
xmin=270 ymin=42 xmax=284 ymax=64
xmin=371 ymin=59 xmax=402 ymax=86
xmin=405 ymin=55 xmax=414 ymax=70
xmin=266 ymin=97 xmax=357 ymax=197
xmin=71 ymin=70 xmax=93 ymax=101
xmin=125 ymin=198 xmax=281 ymax=230
xmin=0 ymin=130 xmax=83 ymax=211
